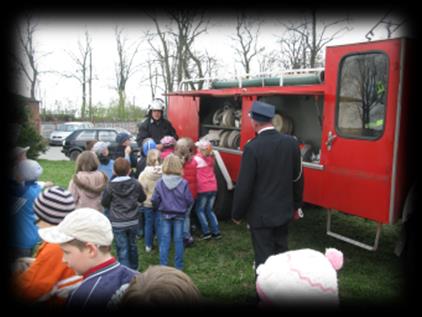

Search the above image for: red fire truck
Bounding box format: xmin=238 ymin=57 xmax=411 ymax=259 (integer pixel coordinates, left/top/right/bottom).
xmin=166 ymin=38 xmax=414 ymax=250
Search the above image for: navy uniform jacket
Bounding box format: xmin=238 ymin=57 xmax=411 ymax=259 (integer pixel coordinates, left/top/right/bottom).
xmin=136 ymin=117 xmax=178 ymax=147
xmin=232 ymin=129 xmax=303 ymax=228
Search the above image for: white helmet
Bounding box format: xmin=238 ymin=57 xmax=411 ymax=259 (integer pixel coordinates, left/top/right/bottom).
xmin=148 ymin=98 xmax=165 ymax=112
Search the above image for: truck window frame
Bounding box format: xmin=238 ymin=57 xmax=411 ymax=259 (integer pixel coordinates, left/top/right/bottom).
xmin=335 ymin=51 xmax=389 ymax=141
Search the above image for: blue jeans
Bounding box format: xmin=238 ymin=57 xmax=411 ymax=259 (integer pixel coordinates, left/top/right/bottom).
xmin=183 ymin=203 xmax=194 ymax=240
xmin=113 ymin=226 xmax=139 ymax=270
xmin=195 ymin=192 xmax=220 ymax=235
xmin=159 ymin=215 xmax=184 ymax=270
xmin=143 ymin=207 xmax=160 ymax=248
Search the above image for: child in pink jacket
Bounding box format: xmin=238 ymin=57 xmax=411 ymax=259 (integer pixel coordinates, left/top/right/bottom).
xmin=193 ymin=139 xmax=221 ymax=240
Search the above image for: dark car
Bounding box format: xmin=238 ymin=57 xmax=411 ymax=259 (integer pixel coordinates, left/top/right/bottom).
xmin=62 ymin=127 xmax=140 ymax=161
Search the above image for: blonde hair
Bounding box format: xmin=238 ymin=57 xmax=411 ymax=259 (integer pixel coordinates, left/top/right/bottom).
xmin=146 ymin=149 xmax=162 ymax=166
xmin=162 ymin=154 xmax=183 ymax=175
xmin=75 ymin=150 xmax=99 ymax=172
xmin=121 ymin=265 xmax=201 ymax=306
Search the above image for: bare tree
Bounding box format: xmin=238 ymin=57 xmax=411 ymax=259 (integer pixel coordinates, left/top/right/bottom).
xmin=284 ymin=10 xmax=351 ymax=68
xmin=146 ymin=10 xmax=208 ymax=92
xmin=146 ymin=14 xmax=176 ymax=94
xmin=62 ymin=30 xmax=92 ymax=119
xmin=88 ymin=48 xmax=93 ymax=120
xmin=114 ymin=26 xmax=141 ymax=118
xmin=146 ymin=57 xmax=160 ymax=99
xmin=169 ymin=10 xmax=208 ymax=89
xmin=12 ymin=14 xmax=44 ymax=99
xmin=231 ymin=13 xmax=265 ymax=77
xmin=257 ymin=50 xmax=280 ymax=74
xmin=278 ymin=26 xmax=308 ymax=69
xmin=203 ymin=51 xmax=220 ymax=79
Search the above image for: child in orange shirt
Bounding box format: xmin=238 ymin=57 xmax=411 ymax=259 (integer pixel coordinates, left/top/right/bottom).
xmin=13 ymin=186 xmax=82 ymax=306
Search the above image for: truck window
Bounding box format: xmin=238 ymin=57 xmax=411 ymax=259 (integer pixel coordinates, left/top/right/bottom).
xmin=336 ymin=53 xmax=388 ymax=139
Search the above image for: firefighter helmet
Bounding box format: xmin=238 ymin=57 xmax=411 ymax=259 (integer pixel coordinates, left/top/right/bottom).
xmin=148 ymin=98 xmax=165 ymax=112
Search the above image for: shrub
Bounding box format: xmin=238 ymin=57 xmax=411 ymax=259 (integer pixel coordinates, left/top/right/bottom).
xmin=16 ymin=106 xmax=48 ymax=160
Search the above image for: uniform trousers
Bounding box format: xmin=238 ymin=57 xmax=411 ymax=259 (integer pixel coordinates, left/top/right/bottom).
xmin=250 ymin=222 xmax=289 ymax=270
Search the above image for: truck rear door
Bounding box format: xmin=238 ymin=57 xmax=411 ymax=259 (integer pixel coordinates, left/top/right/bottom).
xmin=321 ymin=39 xmax=403 ymax=224
xmin=167 ymin=95 xmax=199 ymax=142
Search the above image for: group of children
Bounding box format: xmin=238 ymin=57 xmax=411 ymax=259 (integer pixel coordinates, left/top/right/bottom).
xmin=10 ymin=134 xmax=344 ymax=310
xmin=10 ymin=133 xmax=222 ymax=309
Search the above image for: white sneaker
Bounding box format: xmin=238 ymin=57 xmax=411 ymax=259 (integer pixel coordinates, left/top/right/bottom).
xmin=145 ymin=246 xmax=152 ymax=253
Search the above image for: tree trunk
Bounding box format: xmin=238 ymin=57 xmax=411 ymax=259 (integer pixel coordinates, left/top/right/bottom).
xmin=89 ymin=50 xmax=92 ymax=121
xmin=118 ymin=89 xmax=126 ymax=118
xmin=81 ymin=70 xmax=86 ymax=119
xmin=310 ymin=10 xmax=317 ymax=68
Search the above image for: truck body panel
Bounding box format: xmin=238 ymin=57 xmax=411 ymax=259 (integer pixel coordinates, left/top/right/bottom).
xmin=167 ymin=38 xmax=413 ymax=227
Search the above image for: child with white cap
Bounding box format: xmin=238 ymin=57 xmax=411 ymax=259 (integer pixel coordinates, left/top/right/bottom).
xmin=38 ymin=208 xmax=138 ymax=310
xmin=255 ymin=248 xmax=344 ymax=308
xmin=13 ymin=186 xmax=83 ymax=306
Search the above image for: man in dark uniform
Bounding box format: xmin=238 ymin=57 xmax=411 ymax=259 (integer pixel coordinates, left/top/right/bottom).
xmin=136 ymin=98 xmax=178 ymax=151
xmin=232 ymin=100 xmax=303 ymax=269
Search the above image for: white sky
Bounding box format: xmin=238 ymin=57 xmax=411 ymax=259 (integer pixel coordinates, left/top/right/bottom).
xmin=15 ymin=11 xmax=410 ymax=113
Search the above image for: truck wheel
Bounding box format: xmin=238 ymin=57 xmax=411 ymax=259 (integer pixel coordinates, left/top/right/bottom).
xmin=214 ymin=163 xmax=233 ymax=220
xmin=70 ymin=150 xmax=81 ymax=161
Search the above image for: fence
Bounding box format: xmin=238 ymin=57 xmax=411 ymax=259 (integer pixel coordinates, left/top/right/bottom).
xmin=41 ymin=121 xmax=140 ymax=139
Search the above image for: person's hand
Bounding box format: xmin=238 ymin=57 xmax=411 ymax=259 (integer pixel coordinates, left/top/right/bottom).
xmin=293 ymin=208 xmax=304 ymax=220
xmin=124 ymin=146 xmax=132 ymax=156
xmin=232 ymin=218 xmax=241 ymax=225
xmin=44 ymin=181 xmax=54 ymax=188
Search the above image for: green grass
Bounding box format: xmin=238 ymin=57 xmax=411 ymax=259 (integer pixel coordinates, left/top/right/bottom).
xmin=38 ymin=159 xmax=75 ymax=188
xmin=37 ymin=159 xmax=407 ymax=307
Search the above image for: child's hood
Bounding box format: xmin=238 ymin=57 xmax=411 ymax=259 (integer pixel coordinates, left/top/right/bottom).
xmin=142 ymin=165 xmax=162 ymax=181
xmin=109 ymin=176 xmax=139 ymax=197
xmin=73 ymin=171 xmax=107 ymax=194
xmin=162 ymin=174 xmax=183 ymax=190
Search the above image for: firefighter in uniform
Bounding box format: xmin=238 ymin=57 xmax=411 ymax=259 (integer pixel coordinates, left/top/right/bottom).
xmin=231 ymin=100 xmax=303 ymax=270
xmin=136 ymin=98 xmax=178 ymax=151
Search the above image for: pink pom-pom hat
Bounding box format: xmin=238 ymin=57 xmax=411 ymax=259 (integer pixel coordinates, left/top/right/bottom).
xmin=325 ymin=248 xmax=344 ymax=271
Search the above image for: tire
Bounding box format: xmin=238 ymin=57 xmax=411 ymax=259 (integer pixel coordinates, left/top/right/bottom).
xmin=69 ymin=150 xmax=81 ymax=161
xmin=213 ymin=163 xmax=233 ymax=220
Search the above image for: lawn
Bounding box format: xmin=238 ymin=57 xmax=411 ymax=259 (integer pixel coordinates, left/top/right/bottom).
xmin=38 ymin=159 xmax=408 ymax=308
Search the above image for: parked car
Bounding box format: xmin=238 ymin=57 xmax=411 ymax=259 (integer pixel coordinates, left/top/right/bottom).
xmin=49 ymin=121 xmax=94 ymax=145
xmin=62 ymin=127 xmax=140 ymax=161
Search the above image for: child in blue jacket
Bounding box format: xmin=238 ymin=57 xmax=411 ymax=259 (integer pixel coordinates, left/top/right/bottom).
xmin=151 ymin=154 xmax=193 ymax=270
